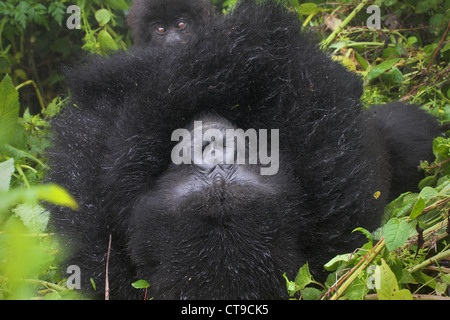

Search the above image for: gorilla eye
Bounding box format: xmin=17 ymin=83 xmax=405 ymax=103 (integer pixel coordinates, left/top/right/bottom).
xmin=156 ymin=25 xmax=166 ymax=34
xmin=177 ymin=20 xmax=187 ymax=29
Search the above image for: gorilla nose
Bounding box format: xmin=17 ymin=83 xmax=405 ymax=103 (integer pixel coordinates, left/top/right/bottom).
xmin=165 ymin=30 xmax=183 ymax=46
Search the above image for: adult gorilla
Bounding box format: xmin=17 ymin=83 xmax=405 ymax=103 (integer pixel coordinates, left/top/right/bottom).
xmin=48 ymin=0 xmax=439 ymax=299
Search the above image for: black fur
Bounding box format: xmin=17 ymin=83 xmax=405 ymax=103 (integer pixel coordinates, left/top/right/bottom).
xmin=127 ymin=0 xmax=214 ymax=46
xmin=48 ymin=0 xmax=440 ymax=299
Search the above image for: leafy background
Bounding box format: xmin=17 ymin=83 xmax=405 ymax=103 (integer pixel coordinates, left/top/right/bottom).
xmin=0 ymin=0 xmax=449 ymax=300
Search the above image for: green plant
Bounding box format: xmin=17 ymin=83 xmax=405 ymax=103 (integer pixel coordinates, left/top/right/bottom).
xmin=0 ymin=74 xmax=79 ymax=299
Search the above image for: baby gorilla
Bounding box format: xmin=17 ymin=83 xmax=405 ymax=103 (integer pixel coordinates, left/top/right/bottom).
xmin=49 ymin=0 xmax=440 ymax=299
xmin=127 ymin=0 xmax=214 ymax=46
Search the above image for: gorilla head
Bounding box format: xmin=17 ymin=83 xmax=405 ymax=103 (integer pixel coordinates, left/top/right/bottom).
xmin=127 ymin=0 xmax=214 ymax=46
xmin=49 ymin=0 xmax=439 ymax=299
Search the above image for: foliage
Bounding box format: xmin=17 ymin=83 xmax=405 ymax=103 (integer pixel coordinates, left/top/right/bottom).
xmin=0 ymin=74 xmax=78 ymax=299
xmin=0 ymin=0 xmax=132 ymax=115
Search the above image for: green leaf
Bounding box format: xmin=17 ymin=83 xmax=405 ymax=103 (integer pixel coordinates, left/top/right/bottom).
xmin=284 ymin=273 xmax=297 ymax=296
xmin=354 ymin=51 xmax=368 ymax=70
xmin=382 ymin=48 xmax=400 ymax=59
xmin=301 ymin=287 xmax=322 ymax=300
xmin=367 ymin=58 xmax=402 ymax=81
xmin=0 ymin=75 xmax=20 ymax=146
xmin=324 ymin=253 xmax=353 ymax=271
xmin=345 ymin=277 xmax=367 ymax=300
xmin=0 ymin=144 xmax=46 ymax=167
xmin=0 ymin=158 xmax=15 ymax=191
xmin=418 ymin=176 xmax=437 ymax=189
xmin=98 ymin=30 xmax=118 ymax=53
xmin=352 ymin=227 xmax=373 ymax=244
xmin=90 ymin=278 xmax=97 ymax=291
xmin=418 ymin=186 xmax=438 ymax=202
xmin=409 ymin=197 xmax=426 ymax=220
xmin=294 ymin=263 xmax=313 ymax=290
xmin=297 ymin=3 xmax=318 ymax=15
xmin=381 ymin=192 xmax=416 ymax=224
xmin=95 ymin=9 xmax=111 ymax=27
xmin=13 ymin=203 xmax=49 ymax=233
xmin=105 ymin=0 xmax=129 ymax=10
xmin=0 ymin=184 xmax=78 ymax=214
xmin=381 ymin=67 xmax=403 ymax=84
xmin=384 ymin=218 xmax=410 ymax=252
xmin=391 ymin=289 xmax=413 ymax=300
xmin=377 ymin=259 xmax=412 ymax=300
xmin=132 ymin=280 xmax=150 ymax=289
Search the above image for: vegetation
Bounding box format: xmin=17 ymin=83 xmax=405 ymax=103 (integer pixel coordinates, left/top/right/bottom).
xmin=0 ymin=0 xmax=449 ymax=299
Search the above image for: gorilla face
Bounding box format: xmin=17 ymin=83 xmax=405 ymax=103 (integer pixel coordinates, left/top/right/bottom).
xmin=129 ymin=114 xmax=302 ymax=299
xmin=128 ymin=0 xmax=214 ymax=46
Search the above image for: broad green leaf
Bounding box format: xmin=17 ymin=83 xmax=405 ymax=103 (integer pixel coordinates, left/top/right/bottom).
xmin=381 ymin=67 xmax=403 ymax=84
xmin=407 ymin=36 xmax=418 ymax=45
xmin=297 ymin=3 xmax=318 ymax=15
xmin=0 ymin=184 xmax=78 ymax=214
xmin=98 ymin=30 xmax=118 ymax=53
xmin=391 ymin=289 xmax=413 ymax=300
xmin=345 ymin=277 xmax=367 ymax=300
xmin=418 ymin=176 xmax=437 ymax=190
xmin=0 ymin=143 xmax=46 ymax=167
xmin=382 ymin=48 xmax=400 ymax=59
xmin=442 ymin=273 xmax=450 ymax=285
xmin=13 ymin=203 xmax=49 ymax=233
xmin=95 ymin=9 xmax=111 ymax=26
xmin=0 ymin=158 xmax=15 ymax=191
xmin=381 ymin=192 xmax=415 ymax=224
xmin=384 ymin=218 xmax=409 ymax=252
xmin=301 ymin=287 xmax=322 ymax=300
xmin=324 ymin=253 xmax=353 ymax=271
xmin=132 ymin=280 xmax=150 ymax=289
xmin=409 ymin=197 xmax=426 ymax=220
xmin=367 ymin=58 xmax=402 ymax=81
xmin=0 ymin=75 xmax=20 ymax=146
xmin=105 ymin=0 xmax=128 ymax=10
xmin=377 ymin=259 xmax=412 ymax=300
xmin=294 ymin=263 xmax=312 ymax=290
xmin=418 ymin=186 xmax=438 ymax=202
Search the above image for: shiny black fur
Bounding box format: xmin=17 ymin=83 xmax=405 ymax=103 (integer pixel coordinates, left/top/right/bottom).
xmin=48 ymin=0 xmax=440 ymax=299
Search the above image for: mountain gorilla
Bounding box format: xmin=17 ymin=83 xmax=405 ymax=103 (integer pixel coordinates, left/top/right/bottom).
xmin=48 ymin=0 xmax=440 ymax=299
xmin=127 ymin=0 xmax=214 ymax=46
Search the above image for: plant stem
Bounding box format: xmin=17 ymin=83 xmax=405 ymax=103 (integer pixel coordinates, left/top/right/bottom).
xmin=328 ymin=238 xmax=385 ymax=300
xmin=321 ymin=0 xmax=371 ymax=48
xmin=22 ymin=279 xmax=67 ymax=292
xmin=408 ymin=248 xmax=450 ymax=274
xmin=15 ymin=80 xmax=46 ymax=111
